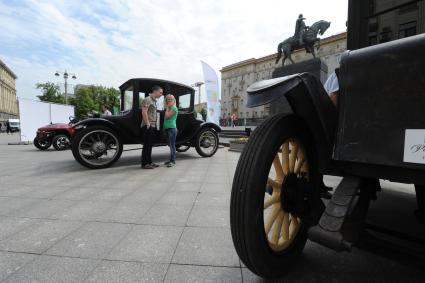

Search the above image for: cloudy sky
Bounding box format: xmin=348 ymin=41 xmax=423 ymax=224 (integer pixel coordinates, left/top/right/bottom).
xmin=0 ymin=0 xmax=348 ymax=101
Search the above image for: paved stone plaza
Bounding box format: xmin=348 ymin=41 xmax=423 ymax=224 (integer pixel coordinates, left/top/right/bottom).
xmin=0 ymin=134 xmax=424 ymax=282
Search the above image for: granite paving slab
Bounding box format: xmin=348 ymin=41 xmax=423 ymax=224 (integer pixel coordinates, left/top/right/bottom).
xmin=107 ymin=225 xmax=183 ymax=263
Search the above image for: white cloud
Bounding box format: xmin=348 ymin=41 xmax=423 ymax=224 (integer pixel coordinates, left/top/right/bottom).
xmin=0 ymin=0 xmax=348 ymax=101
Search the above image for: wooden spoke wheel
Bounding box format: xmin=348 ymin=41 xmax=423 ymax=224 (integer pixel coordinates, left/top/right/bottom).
xmin=264 ymin=139 xmax=308 ymax=252
xmin=230 ymin=114 xmax=321 ymax=279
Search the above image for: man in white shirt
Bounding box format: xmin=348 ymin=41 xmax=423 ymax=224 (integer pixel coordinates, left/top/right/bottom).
xmin=102 ymin=105 xmax=112 ymax=116
xmin=323 ymin=72 xmax=339 ymax=107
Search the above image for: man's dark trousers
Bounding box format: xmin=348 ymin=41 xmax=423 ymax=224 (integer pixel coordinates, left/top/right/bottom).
xmin=141 ymin=126 xmax=154 ymax=166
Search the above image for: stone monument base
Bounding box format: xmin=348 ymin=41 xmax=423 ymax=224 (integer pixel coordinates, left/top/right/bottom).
xmin=272 ymin=58 xmax=328 ymax=84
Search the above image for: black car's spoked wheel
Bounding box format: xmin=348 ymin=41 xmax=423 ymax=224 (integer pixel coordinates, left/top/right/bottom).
xmin=72 ymin=126 xmax=123 ymax=169
xmin=230 ymin=114 xmax=320 ymax=279
xmin=195 ymin=128 xmax=219 ymax=157
xmin=52 ymin=134 xmax=70 ymax=151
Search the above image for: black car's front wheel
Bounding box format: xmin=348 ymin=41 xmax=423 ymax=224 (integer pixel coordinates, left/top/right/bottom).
xmin=71 ymin=126 xmax=123 ymax=169
xmin=33 ymin=137 xmax=52 ymax=150
xmin=52 ymin=134 xmax=70 ymax=151
xmin=195 ymin=128 xmax=219 ymax=157
xmin=230 ymin=114 xmax=321 ymax=279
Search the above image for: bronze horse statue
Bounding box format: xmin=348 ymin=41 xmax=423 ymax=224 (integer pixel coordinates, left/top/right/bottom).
xmin=276 ymin=20 xmax=331 ymax=66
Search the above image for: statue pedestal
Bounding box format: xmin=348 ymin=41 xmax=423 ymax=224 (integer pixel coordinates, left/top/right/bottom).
xmin=272 ymin=58 xmax=328 ymax=84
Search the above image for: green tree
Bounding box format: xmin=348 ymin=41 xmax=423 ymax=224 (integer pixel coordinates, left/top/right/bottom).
xmin=35 ymin=82 xmax=121 ymax=119
xmin=35 ymin=82 xmax=65 ymax=104
xmin=72 ymin=85 xmax=120 ymax=119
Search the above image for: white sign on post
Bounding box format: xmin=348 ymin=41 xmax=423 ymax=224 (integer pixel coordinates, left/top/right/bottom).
xmin=403 ymin=129 xmax=425 ymax=164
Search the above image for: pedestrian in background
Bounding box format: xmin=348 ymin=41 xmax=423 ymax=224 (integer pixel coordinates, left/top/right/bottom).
xmin=164 ymin=94 xmax=178 ymax=167
xmin=102 ymin=105 xmax=112 ymax=116
xmin=6 ymin=121 xmax=11 ymax=134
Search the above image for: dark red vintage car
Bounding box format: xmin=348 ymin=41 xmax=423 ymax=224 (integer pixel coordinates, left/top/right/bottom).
xmin=34 ymin=118 xmax=77 ymax=151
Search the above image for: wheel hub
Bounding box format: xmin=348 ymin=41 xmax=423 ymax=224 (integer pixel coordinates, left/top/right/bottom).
xmin=202 ymin=138 xmax=212 ymax=148
xmin=281 ymin=173 xmax=308 ymax=217
xmin=92 ymin=141 xmax=106 ymax=153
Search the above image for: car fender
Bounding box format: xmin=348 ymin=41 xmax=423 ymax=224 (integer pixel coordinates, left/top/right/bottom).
xmin=246 ymin=73 xmax=338 ymax=171
xmin=188 ymin=122 xmax=221 ymax=145
xmin=72 ymin=118 xmax=130 ymax=141
xmin=199 ymin=122 xmax=221 ymax=133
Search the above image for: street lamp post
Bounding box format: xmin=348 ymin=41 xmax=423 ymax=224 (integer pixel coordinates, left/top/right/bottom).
xmin=191 ymin=82 xmax=204 ymax=105
xmin=55 ymin=70 xmax=77 ymax=104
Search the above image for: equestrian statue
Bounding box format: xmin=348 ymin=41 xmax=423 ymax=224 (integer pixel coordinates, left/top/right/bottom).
xmin=276 ymin=14 xmax=331 ymax=66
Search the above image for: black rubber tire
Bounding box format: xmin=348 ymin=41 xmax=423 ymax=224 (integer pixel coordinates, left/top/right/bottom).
xmin=71 ymin=125 xmax=123 ymax=169
xmin=176 ymin=145 xmax=190 ymax=152
xmin=230 ymin=114 xmax=321 ymax=279
xmin=52 ymin=134 xmax=70 ymax=151
xmin=195 ymin=128 xmax=219 ymax=157
xmin=33 ymin=137 xmax=51 ymax=150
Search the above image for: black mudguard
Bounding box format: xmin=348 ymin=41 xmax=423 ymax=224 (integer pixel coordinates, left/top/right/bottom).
xmin=189 ymin=122 xmax=221 ymax=146
xmin=72 ymin=118 xmax=132 ymax=142
xmin=200 ymin=122 xmax=221 ymax=133
xmin=246 ymin=73 xmax=338 ymax=172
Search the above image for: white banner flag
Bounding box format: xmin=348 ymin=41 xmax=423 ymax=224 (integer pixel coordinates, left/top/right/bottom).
xmin=201 ymin=61 xmax=220 ymax=125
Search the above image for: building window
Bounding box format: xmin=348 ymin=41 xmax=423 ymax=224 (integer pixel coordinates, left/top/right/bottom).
xmin=369 ymin=36 xmax=378 ymax=46
xmin=240 ymin=112 xmax=243 ymax=118
xmin=399 ymin=21 xmax=417 ymax=39
xmin=246 ymin=112 xmax=249 ymax=118
xmin=380 ymin=27 xmax=392 ymax=43
xmin=369 ymin=22 xmax=378 ymax=33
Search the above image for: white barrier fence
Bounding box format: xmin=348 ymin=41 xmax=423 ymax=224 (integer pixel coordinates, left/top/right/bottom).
xmin=19 ymin=99 xmax=75 ymax=142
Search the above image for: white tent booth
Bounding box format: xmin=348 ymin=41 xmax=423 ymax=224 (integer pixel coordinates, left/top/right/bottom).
xmin=19 ymin=98 xmax=75 ymax=142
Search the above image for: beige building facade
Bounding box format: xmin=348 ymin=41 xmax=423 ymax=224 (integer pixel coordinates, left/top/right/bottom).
xmin=220 ymin=32 xmax=347 ymax=125
xmin=0 ymin=59 xmax=18 ymax=123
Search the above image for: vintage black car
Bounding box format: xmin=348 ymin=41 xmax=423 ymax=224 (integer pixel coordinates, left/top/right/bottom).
xmin=71 ymin=78 xmax=220 ymax=169
xmin=230 ymin=34 xmax=425 ymax=278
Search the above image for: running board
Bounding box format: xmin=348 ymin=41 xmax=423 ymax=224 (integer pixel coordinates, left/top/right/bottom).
xmin=308 ymin=177 xmax=363 ymax=252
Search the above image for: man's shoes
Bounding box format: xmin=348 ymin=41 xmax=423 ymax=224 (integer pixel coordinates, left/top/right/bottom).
xmin=166 ymin=161 xmax=175 ymax=168
xmin=164 ymin=161 xmax=171 ymax=165
xmin=141 ymin=164 xmax=155 ymax=169
xmin=150 ymin=163 xmax=159 ymax=168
